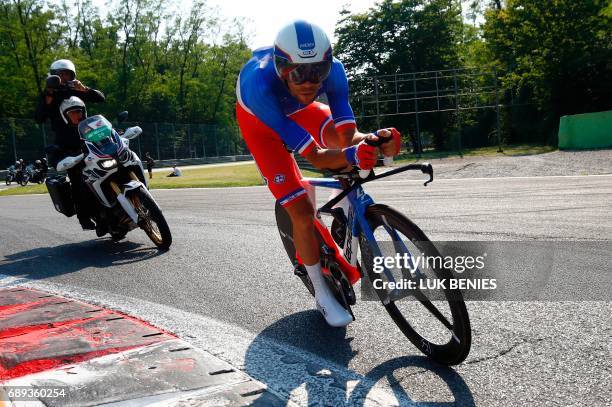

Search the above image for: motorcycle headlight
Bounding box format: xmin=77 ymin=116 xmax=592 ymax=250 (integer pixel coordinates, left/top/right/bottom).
xmin=99 ymin=159 xmax=117 ymax=169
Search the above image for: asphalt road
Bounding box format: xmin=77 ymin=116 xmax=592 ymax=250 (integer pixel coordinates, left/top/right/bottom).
xmin=1 ymin=174 xmax=611 ymax=406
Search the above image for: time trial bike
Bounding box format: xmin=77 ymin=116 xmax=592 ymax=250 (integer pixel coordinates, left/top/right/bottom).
xmin=275 ymin=157 xmax=471 ymax=365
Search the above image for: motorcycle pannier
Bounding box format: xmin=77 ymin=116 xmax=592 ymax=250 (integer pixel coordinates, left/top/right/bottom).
xmin=45 ymin=176 xmax=75 ymax=217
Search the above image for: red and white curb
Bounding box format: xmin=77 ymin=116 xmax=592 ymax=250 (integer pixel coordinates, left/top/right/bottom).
xmin=0 ymin=287 xmax=285 ymax=406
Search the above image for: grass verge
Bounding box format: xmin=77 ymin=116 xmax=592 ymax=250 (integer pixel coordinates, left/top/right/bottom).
xmin=0 ymin=163 xmax=322 ymax=197
xmin=394 ymin=144 xmax=556 ymax=163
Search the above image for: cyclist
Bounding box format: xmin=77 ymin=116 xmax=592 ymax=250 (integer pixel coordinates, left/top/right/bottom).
xmin=236 ymin=20 xmax=401 ymax=327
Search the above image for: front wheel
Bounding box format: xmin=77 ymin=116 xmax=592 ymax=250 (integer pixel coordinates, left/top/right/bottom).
xmin=131 ymin=188 xmax=172 ymax=250
xmin=5 ymin=176 xmax=11 ymax=185
xmin=360 ymin=204 xmax=471 ymax=365
xmin=19 ymin=174 xmax=29 ymax=186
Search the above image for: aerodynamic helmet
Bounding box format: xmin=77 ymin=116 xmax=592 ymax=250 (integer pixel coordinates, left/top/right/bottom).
xmin=273 ymin=20 xmax=333 ymax=84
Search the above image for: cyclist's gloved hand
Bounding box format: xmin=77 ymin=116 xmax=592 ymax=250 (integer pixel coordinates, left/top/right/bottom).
xmin=374 ymin=128 xmax=402 ymax=156
xmin=343 ymin=139 xmax=377 ymax=170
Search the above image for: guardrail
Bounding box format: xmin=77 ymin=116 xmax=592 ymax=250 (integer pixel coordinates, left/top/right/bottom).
xmin=0 ymin=154 xmax=255 ymax=180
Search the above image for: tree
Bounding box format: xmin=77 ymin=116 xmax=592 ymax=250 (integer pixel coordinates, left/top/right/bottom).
xmin=335 ymin=0 xmax=465 ymax=150
xmin=0 ymin=0 xmax=63 ymax=116
xmin=0 ymin=0 xmax=253 ymax=166
xmin=483 ymin=0 xmax=611 ymax=140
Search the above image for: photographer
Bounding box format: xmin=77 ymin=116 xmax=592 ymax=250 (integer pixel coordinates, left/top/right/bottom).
xmin=34 ymin=59 xmax=105 ymax=230
xmin=34 ymin=59 xmax=105 ymax=155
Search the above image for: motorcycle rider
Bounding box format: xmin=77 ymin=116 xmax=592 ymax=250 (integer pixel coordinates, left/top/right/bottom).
xmin=31 ymin=159 xmax=45 ymax=182
xmin=34 ymin=59 xmax=105 ymax=229
xmin=9 ymin=161 xmax=20 ymax=181
xmin=57 ymin=96 xmax=98 ymax=230
xmin=14 ymin=159 xmax=25 ymax=182
xmin=39 ymin=157 xmax=48 ymax=179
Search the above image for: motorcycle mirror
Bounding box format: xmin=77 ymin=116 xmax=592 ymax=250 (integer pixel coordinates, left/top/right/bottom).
xmin=123 ymin=126 xmax=142 ymax=140
xmin=56 ymin=153 xmax=84 ymax=172
xmin=45 ymin=75 xmax=61 ymax=89
xmin=117 ymin=111 xmax=129 ymax=123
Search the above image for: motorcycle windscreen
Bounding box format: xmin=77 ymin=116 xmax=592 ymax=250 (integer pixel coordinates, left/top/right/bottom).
xmin=78 ymin=115 xmax=119 ymax=155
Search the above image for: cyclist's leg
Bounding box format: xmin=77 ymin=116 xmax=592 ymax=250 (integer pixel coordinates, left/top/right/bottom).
xmin=237 ymin=103 xmax=310 ymax=208
xmin=289 ymin=102 xmax=334 ymax=148
xmin=237 ymin=104 xmax=315 ymax=250
xmin=237 ymin=103 xmax=352 ymax=327
xmin=289 ymin=102 xmax=353 ymax=150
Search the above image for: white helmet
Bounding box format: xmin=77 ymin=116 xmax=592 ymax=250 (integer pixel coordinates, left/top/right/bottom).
xmin=60 ymin=96 xmax=87 ymax=124
xmin=273 ymin=20 xmax=333 ymax=84
xmin=49 ymin=59 xmax=76 ymax=79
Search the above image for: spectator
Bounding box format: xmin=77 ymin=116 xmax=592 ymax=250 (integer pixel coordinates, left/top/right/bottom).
xmin=167 ymin=165 xmax=182 ymax=177
xmin=144 ymin=152 xmax=155 ymax=179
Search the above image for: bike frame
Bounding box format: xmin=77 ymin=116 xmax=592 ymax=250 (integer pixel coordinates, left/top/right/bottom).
xmin=303 ymin=163 xmax=433 ymax=288
xmin=303 ymin=176 xmax=396 ymax=286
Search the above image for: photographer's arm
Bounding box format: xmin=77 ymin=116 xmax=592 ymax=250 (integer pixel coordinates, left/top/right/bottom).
xmin=78 ymin=86 xmax=105 ymax=103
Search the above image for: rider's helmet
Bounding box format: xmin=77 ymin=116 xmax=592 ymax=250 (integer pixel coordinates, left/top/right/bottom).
xmin=60 ymin=96 xmax=87 ymax=125
xmin=49 ymin=59 xmax=76 ymax=81
xmin=273 ymin=20 xmax=333 ymax=85
xmin=35 ymin=159 xmax=41 ymax=165
xmin=15 ymin=161 xmax=20 ymax=167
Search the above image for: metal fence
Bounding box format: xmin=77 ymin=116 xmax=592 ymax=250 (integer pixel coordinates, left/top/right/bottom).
xmin=351 ymin=67 xmax=505 ymax=153
xmin=0 ymin=118 xmax=248 ymax=168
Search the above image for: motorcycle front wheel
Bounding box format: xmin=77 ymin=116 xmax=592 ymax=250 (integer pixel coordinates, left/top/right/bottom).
xmin=19 ymin=175 xmax=29 ymax=186
xmin=131 ymin=188 xmax=172 ymax=250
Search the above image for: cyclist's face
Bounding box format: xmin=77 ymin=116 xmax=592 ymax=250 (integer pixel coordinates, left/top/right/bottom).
xmin=286 ymin=79 xmax=321 ymax=105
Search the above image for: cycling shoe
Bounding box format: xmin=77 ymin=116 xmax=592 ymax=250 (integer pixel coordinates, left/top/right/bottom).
xmin=315 ymin=296 xmax=353 ymax=327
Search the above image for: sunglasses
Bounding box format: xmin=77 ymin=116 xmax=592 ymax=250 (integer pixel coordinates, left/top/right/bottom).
xmin=276 ymin=58 xmax=332 ymax=85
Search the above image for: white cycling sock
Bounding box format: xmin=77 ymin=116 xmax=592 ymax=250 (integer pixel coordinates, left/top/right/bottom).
xmin=304 ymin=263 xmax=353 ymax=327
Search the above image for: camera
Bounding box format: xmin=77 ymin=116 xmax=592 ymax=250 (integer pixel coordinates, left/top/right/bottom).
xmin=45 ymin=75 xmax=61 ymax=89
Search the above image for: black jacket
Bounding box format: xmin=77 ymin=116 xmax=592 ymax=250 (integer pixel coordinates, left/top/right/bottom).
xmin=145 ymin=155 xmax=155 ymax=169
xmin=34 ymin=86 xmax=105 ymax=151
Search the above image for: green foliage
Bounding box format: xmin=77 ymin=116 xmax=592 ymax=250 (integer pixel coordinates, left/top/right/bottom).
xmin=334 ymin=0 xmax=466 ymax=149
xmin=0 ymin=0 xmax=251 ymax=128
xmin=336 ymin=0 xmax=611 ymax=147
xmin=483 ymin=0 xmax=611 ymax=139
xmin=335 ymin=0 xmax=463 ymax=76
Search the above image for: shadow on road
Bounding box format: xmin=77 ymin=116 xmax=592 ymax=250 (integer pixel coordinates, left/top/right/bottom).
xmin=245 ymin=311 xmax=474 ymax=406
xmin=0 ymin=239 xmax=163 ymax=279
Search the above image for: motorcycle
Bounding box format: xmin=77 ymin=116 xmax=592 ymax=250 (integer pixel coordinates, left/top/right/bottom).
xmin=25 ymin=164 xmax=46 ymax=184
xmin=5 ymin=166 xmax=15 ymax=185
xmin=46 ymin=113 xmax=172 ymax=250
xmin=16 ymin=167 xmax=29 ymax=186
